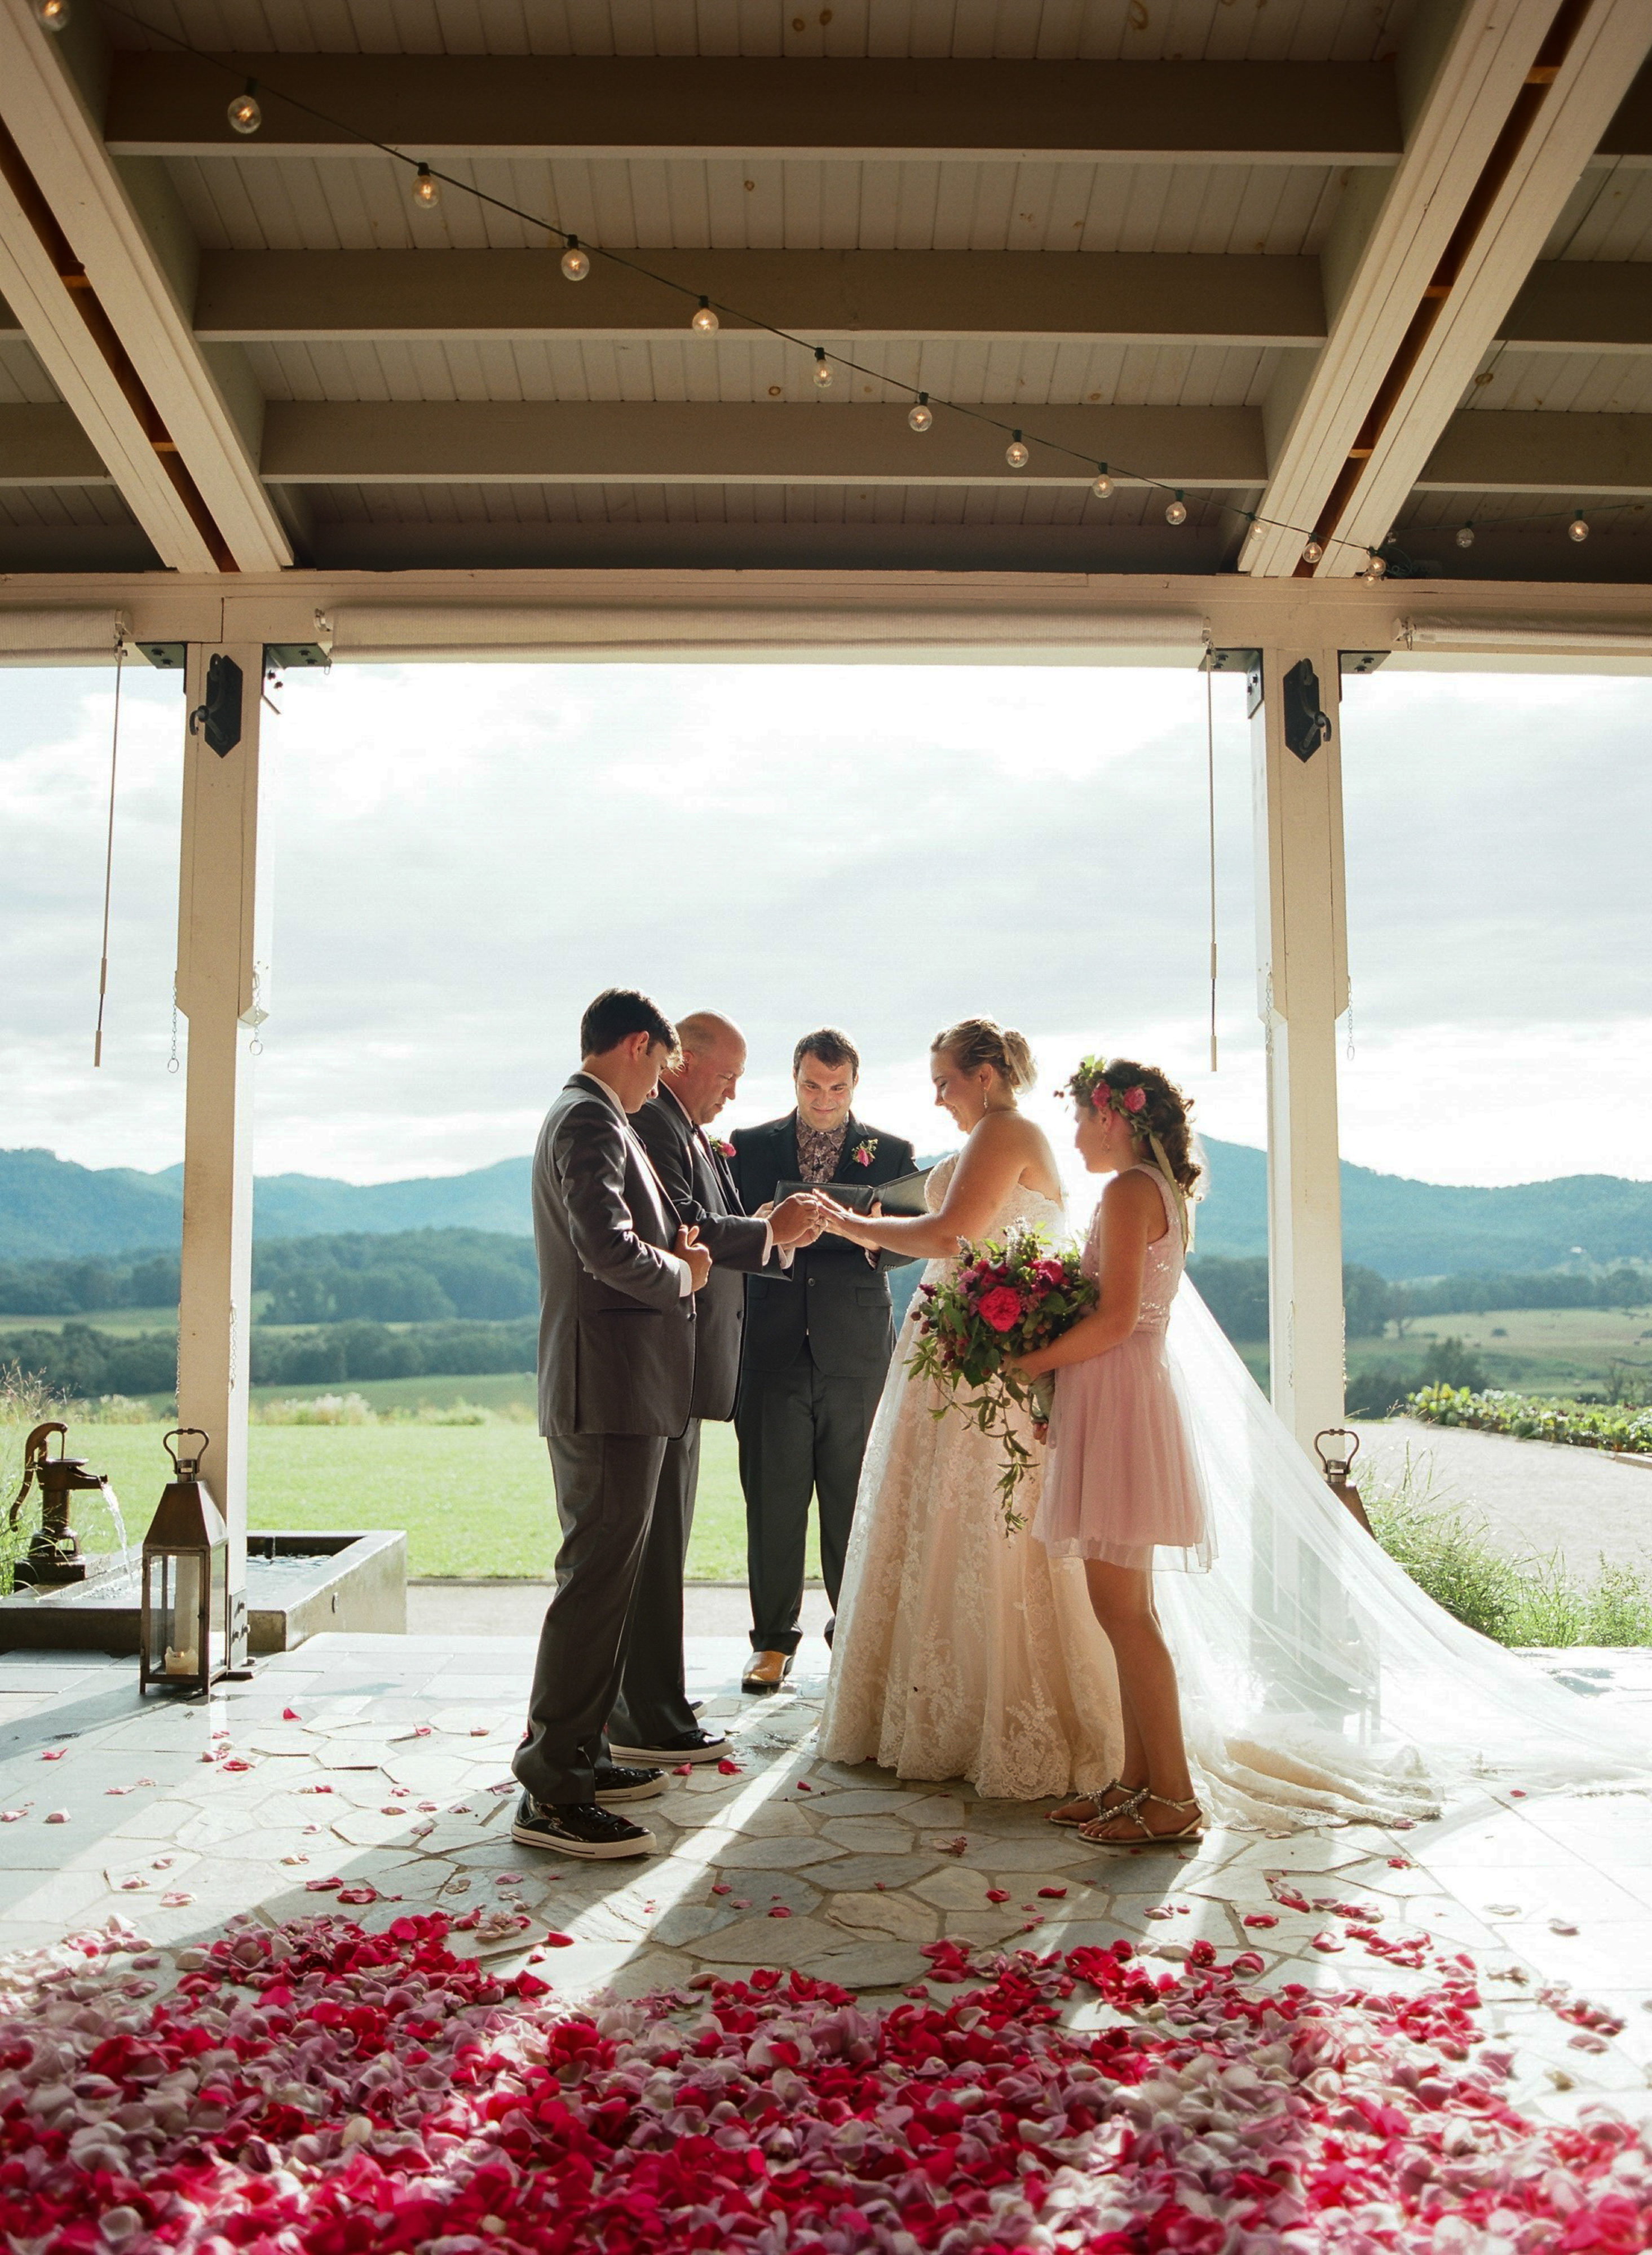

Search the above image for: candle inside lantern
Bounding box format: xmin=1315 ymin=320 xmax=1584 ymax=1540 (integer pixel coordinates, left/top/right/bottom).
xmin=164 ymin=1646 xmax=199 ymax=1677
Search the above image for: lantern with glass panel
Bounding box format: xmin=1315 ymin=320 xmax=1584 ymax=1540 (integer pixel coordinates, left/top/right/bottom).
xmin=139 ymin=1430 xmax=229 ymax=1696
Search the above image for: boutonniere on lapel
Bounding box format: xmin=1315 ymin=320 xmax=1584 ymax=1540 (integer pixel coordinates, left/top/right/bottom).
xmin=851 ymin=1137 xmax=878 ymax=1169
xmin=713 ymin=1137 xmax=736 ymax=1159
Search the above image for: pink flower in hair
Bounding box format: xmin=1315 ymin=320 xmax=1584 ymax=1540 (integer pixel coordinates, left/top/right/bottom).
xmin=1124 ymin=1085 xmax=1147 ymax=1113
xmin=1090 ymin=1085 xmax=1110 ymax=1110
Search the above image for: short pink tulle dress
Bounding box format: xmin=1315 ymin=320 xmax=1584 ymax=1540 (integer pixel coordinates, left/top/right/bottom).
xmin=1032 ymin=1165 xmax=1214 ymax=1573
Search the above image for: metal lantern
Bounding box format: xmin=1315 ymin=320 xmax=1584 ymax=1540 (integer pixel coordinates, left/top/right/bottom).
xmin=139 ymin=1430 xmax=229 ymax=1696
xmin=8 ymin=1421 xmax=116 ymax=1586
xmin=1315 ymin=1427 xmax=1375 ymax=1537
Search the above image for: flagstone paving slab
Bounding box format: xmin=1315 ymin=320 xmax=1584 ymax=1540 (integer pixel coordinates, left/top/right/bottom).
xmin=0 ymin=1635 xmax=1645 ymax=2130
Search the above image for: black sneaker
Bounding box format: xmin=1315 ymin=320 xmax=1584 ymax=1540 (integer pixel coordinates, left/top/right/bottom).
xmin=591 ymin=1763 xmax=665 ymax=1805
xmin=607 ymin=1727 xmax=730 ymax=1766
xmin=511 ymin=1794 xmax=656 ymax=1859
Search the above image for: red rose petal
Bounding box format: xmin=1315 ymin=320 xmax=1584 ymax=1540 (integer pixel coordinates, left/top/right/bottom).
xmin=1037 ymin=1886 xmax=1067 ymax=1899
xmin=986 ymin=1889 xmax=1010 ymax=1904
xmin=541 ymin=1933 xmax=575 ymax=1947
xmin=673 ymin=1764 xmax=693 ymax=1776
xmin=281 ymin=1706 xmax=302 ymax=1721
xmin=716 ymin=1758 xmax=742 ymax=1775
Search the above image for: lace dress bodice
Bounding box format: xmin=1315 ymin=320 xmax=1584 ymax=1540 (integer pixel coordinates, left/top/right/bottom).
xmin=919 ymin=1152 xmax=1068 ymax=1290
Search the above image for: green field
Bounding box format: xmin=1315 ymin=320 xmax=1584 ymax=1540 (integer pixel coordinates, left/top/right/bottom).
xmin=22 ymin=1415 xmax=814 ymax=1584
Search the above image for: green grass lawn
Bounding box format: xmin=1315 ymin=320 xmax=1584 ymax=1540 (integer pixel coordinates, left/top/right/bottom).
xmin=39 ymin=1417 xmax=816 ymax=1584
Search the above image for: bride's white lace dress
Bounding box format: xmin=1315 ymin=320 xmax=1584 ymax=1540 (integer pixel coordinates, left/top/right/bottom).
xmin=816 ymin=1155 xmax=1124 ymax=1800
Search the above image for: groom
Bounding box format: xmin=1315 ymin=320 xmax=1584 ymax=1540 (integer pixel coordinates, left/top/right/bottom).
xmin=513 ymin=987 xmax=712 ymax=1862
xmin=733 ymin=1026 xmax=917 ymax=1690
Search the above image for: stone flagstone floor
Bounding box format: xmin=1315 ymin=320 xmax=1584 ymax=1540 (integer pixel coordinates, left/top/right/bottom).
xmin=1 ymin=1633 xmax=1650 ymax=2137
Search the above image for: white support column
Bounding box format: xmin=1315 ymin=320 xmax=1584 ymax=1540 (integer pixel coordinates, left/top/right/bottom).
xmin=1251 ymin=642 xmax=1349 ymax=1455
xmin=175 ymin=642 xmax=269 ymax=1666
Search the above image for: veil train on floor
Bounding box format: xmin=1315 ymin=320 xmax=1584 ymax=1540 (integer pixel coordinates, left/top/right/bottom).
xmin=1157 ymin=1283 xmax=1652 ymax=1828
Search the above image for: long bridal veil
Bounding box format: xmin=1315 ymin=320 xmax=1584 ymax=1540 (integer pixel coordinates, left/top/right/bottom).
xmin=1156 ymin=1283 xmax=1652 ymax=1828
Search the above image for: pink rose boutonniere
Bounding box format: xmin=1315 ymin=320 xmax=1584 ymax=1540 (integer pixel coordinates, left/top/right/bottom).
xmin=714 ymin=1137 xmax=736 ymax=1159
xmin=851 ymin=1137 xmax=878 ymax=1168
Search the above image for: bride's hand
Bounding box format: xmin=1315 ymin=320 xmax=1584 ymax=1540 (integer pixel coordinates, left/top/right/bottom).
xmin=820 ymin=1199 xmax=881 ymax=1245
xmin=1007 ymin=1348 xmax=1049 ymax=1382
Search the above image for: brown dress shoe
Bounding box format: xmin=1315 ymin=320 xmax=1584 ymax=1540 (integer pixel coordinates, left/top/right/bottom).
xmin=741 ymin=1649 xmax=794 ymax=1694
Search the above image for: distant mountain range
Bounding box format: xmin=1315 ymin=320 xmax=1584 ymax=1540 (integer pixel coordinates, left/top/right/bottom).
xmin=3 ymin=1142 xmax=1651 ymax=1281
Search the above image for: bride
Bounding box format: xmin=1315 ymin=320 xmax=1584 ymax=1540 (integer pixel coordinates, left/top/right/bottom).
xmin=814 ymin=1018 xmax=1126 ymax=1800
xmin=819 ymin=1029 xmax=1652 ymax=1828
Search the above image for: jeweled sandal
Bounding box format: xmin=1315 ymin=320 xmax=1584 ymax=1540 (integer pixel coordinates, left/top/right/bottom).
xmin=1076 ymin=1790 xmax=1204 ymax=1848
xmin=1048 ymin=1780 xmax=1147 ymax=1829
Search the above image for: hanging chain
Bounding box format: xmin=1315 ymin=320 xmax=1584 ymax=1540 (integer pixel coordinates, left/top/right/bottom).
xmin=92 ymin=638 xmax=126 ymax=1067
xmin=1345 ymin=983 xmax=1357 ymax=1063
xmin=1205 ymin=661 xmax=1218 ymax=1073
xmin=167 ymin=983 xmax=180 ymax=1073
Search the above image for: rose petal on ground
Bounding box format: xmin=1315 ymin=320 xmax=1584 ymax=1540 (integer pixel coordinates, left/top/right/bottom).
xmin=717 ymin=1759 xmax=742 ymax=1776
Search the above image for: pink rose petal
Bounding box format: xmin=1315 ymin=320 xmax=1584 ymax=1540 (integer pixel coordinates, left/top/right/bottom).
xmin=986 ymin=1889 xmax=1010 ymax=1904
xmin=41 ymin=1748 xmax=65 ymax=1762
xmin=1037 ymin=1886 xmax=1067 ymax=1899
xmin=44 ymin=1811 xmax=67 ymax=1824
xmin=281 ymin=1706 xmax=302 ymax=1721
xmin=716 ymin=1759 xmax=742 ymax=1776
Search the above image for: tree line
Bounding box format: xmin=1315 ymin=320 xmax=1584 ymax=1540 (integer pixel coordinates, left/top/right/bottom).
xmin=0 ymin=1228 xmax=538 ymax=1324
xmin=1 ymin=1317 xmax=538 ymax=1399
xmin=1187 ymin=1256 xmax=1650 ymax=1342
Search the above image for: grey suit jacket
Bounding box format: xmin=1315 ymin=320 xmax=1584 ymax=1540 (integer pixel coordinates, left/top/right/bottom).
xmin=634 ymin=1085 xmax=779 ymax=1423
xmin=533 ymin=1071 xmax=695 ymax=1440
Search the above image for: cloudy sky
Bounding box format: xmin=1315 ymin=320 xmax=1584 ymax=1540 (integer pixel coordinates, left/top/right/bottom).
xmin=4 ymin=655 xmax=1649 ymax=1192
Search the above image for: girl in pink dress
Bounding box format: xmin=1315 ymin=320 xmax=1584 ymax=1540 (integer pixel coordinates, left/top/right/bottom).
xmin=1012 ymin=1058 xmax=1212 ymax=1848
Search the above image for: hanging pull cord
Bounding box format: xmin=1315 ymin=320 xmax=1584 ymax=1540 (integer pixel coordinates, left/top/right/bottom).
xmin=92 ymin=639 xmax=127 ymax=1068
xmin=1205 ymin=660 xmax=1218 ymax=1073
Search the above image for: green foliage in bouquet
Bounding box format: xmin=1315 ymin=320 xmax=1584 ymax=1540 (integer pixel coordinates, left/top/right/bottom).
xmin=906 ymin=1225 xmax=1098 ymax=1535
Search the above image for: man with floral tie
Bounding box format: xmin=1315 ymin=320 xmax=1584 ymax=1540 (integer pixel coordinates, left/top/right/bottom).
xmin=733 ymin=1028 xmax=917 ymax=1691
xmin=612 ymin=1012 xmax=825 ymax=1764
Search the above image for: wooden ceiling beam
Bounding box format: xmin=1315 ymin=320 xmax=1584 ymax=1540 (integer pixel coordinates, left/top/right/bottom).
xmin=104 ymin=54 xmax=1403 ymax=165
xmin=258 ymin=399 xmax=1266 ymax=486
xmin=0 ymin=0 xmax=289 ymax=571
xmin=1335 ymin=0 xmax=1652 ymax=569
xmin=1238 ymin=0 xmax=1568 ymax=579
xmin=192 ymin=248 xmax=1326 ymax=347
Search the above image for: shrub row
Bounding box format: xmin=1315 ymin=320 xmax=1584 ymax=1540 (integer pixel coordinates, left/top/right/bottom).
xmin=1407 ymin=1381 xmax=1652 ymax=1454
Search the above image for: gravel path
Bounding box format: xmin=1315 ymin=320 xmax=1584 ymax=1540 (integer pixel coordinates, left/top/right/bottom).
xmin=1351 ymin=1417 xmax=1652 ymax=1573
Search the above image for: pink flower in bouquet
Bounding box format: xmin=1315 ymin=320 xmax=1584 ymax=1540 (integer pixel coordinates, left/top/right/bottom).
xmin=1033 ymin=1258 xmax=1068 ymax=1290
xmin=977 ymin=1285 xmax=1024 ymax=1333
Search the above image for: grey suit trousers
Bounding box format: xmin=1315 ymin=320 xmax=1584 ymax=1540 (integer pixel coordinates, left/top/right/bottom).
xmin=608 ymin=1421 xmax=701 ymax=1746
xmin=514 ymin=1431 xmax=667 ymax=1806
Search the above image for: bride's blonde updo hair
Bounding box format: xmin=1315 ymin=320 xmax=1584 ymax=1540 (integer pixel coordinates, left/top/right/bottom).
xmin=931 ymin=1017 xmax=1036 ymax=1093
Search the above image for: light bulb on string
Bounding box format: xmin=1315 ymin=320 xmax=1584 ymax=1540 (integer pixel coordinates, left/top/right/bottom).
xmin=908 ymin=394 xmax=933 ymax=433
xmin=1456 ymin=523 xmax=1475 ymax=549
xmin=1301 ymin=538 xmax=1323 ymax=564
xmin=560 ymin=237 xmax=590 ymax=282
xmin=1362 ymin=552 xmax=1388 ymax=583
xmin=1005 ymin=432 xmax=1030 ymax=469
xmin=1092 ymin=467 xmax=1113 ymax=499
xmin=34 ymin=0 xmax=69 ymax=29
xmin=1568 ymin=511 xmax=1590 ymax=542
xmin=412 ymin=165 xmax=441 ymax=208
xmin=227 ymin=81 xmax=262 ymax=135
xmin=812 ymin=349 xmax=833 ymax=389
xmin=1165 ymin=492 xmax=1187 ymax=526
xmin=691 ymin=298 xmax=719 ymax=334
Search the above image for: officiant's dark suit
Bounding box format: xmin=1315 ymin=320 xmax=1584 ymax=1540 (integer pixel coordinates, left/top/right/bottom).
xmin=612 ymin=1083 xmax=779 ymax=1748
xmin=733 ymin=1112 xmax=917 ymax=1661
xmin=515 ymin=1067 xmax=697 ymax=1814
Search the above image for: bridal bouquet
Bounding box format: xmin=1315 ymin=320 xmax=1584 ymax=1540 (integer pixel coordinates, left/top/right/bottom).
xmin=907 ymin=1225 xmax=1097 ymax=1535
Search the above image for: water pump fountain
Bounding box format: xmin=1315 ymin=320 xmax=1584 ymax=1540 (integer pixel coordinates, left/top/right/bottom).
xmin=7 ymin=1422 xmax=120 ymax=1586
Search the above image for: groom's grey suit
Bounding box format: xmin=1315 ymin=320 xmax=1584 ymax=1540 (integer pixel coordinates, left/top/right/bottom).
xmin=515 ymin=1070 xmax=697 ymax=1809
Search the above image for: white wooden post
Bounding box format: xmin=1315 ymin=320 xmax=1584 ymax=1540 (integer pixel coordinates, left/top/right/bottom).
xmin=175 ymin=642 xmax=269 ymax=1667
xmin=1251 ymin=643 xmax=1350 ymax=1455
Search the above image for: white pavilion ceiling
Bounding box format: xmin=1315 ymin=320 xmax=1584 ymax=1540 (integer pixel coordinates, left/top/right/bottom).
xmin=1 ymin=0 xmax=1650 ymax=580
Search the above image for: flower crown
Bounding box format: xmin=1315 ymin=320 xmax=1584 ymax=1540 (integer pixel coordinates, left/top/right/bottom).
xmin=1057 ymin=1055 xmax=1149 ymax=1125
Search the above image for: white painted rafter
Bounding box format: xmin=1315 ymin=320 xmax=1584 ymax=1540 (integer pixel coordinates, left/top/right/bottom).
xmin=1239 ymin=0 xmax=1564 ymax=581
xmin=1339 ymin=0 xmax=1652 ymax=566
xmin=0 ymin=0 xmax=289 ymax=573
